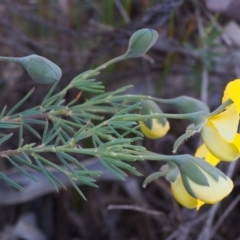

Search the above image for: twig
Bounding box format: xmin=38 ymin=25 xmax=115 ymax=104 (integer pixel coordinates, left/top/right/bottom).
xmin=107 ymin=204 xmax=163 ymax=216
xmin=210 ymin=193 xmax=240 ymax=238
xmin=165 ymin=212 xmax=208 ymax=240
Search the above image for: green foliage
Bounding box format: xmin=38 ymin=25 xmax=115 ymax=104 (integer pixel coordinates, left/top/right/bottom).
xmin=0 ymin=29 xmax=161 ymax=197
xmin=0 ymin=28 xmax=233 ymax=207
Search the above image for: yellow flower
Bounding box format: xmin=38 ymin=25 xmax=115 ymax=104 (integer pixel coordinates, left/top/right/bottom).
xmin=222 ymin=79 xmax=240 ymax=112
xmin=201 ymin=101 xmax=240 ymax=162
xmin=138 ymin=119 xmax=170 ymax=139
xmin=138 ymin=100 xmax=170 ymax=139
xmin=170 ymin=145 xmax=233 ymax=210
xmin=170 ymin=161 xmax=233 ymax=210
xmin=171 ymin=174 xmax=204 ymax=210
xmin=195 ymin=144 xmax=220 ymax=166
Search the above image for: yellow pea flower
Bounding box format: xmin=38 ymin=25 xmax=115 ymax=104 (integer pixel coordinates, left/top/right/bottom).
xmin=222 ymin=79 xmax=240 ymax=112
xmin=200 ymin=79 xmax=240 ymax=161
xmin=195 ymin=144 xmax=220 ymax=167
xmin=170 ymin=163 xmax=233 ymax=210
xmin=170 ymin=145 xmax=232 ymax=210
xmin=138 ymin=100 xmax=170 ymax=139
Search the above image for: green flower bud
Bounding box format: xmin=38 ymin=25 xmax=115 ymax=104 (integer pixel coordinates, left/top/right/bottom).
xmin=0 ymin=55 xmax=62 ymax=84
xmin=170 ymin=96 xmax=209 ymax=114
xmin=124 ymin=29 xmax=158 ymax=58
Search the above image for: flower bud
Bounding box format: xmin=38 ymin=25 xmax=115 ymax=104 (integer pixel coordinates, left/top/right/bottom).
xmin=171 ymin=96 xmax=209 ymax=114
xmin=0 ymin=55 xmax=62 ymax=84
xmin=20 ymin=55 xmax=62 ymax=84
xmin=124 ymin=29 xmax=158 ymax=58
xmin=138 ymin=100 xmax=170 ymax=139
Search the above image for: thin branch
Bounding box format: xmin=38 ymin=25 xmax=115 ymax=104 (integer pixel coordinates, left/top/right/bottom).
xmin=107 ymin=204 xmax=163 ymax=216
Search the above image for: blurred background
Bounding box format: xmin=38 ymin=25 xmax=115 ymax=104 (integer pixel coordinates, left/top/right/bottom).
xmin=0 ymin=0 xmax=240 ymax=239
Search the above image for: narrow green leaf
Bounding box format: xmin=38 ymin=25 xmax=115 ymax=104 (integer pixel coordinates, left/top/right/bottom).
xmin=0 ymin=106 xmax=7 ymax=119
xmin=7 ymin=88 xmax=34 ymax=116
xmin=7 ymin=157 xmax=38 ymax=182
xmin=57 ymin=152 xmax=87 ymax=171
xmin=21 ymin=151 xmax=32 ymax=163
xmin=44 ymin=128 xmax=61 ymax=145
xmin=19 ymin=116 xmax=23 ymax=147
xmin=24 ymin=119 xmax=46 ymax=125
xmin=114 ymin=102 xmax=141 ymax=116
xmin=35 ymin=158 xmax=59 ymax=191
xmin=0 ymin=171 xmax=24 ymax=191
xmin=42 ymin=80 xmax=60 ymax=103
xmin=20 ymin=107 xmax=46 ymax=118
xmin=55 ymin=137 xmax=61 ymax=147
xmin=24 ymin=122 xmax=41 ymax=139
xmin=68 ymin=177 xmax=87 ymax=200
xmin=13 ymin=155 xmax=39 ymax=171
xmin=56 ymin=152 xmax=78 ymax=179
xmin=0 ymin=133 xmax=13 ymax=145
xmin=0 ymin=122 xmax=19 ymax=128
xmin=99 ymin=158 xmax=126 ymax=180
xmin=42 ymin=120 xmax=49 ymax=142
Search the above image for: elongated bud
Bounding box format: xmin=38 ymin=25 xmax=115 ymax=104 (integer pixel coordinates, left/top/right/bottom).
xmin=124 ymin=29 xmax=158 ymax=58
xmin=0 ymin=55 xmax=62 ymax=84
xmin=169 ymin=96 xmax=209 ymax=114
xmin=138 ymin=100 xmax=170 ymax=139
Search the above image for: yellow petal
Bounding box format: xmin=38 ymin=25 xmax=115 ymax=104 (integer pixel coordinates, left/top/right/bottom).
xmin=195 ymin=144 xmax=208 ymax=158
xmin=233 ymin=133 xmax=240 ymax=151
xmin=222 ymin=79 xmax=240 ymax=113
xmin=138 ymin=119 xmax=170 ymax=139
xmin=206 ymin=151 xmax=220 ymax=166
xmin=201 ymin=120 xmax=240 ymax=161
xmin=188 ymin=169 xmax=233 ymax=204
xmin=194 ymin=144 xmax=220 ymax=166
xmin=171 ymin=174 xmax=204 ymax=210
xmin=208 ymin=104 xmax=239 ymax=142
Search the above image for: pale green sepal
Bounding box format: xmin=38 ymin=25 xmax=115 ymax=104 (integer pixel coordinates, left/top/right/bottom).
xmin=207 ymin=99 xmax=233 ymax=118
xmin=139 ymin=101 xmax=153 ymax=129
xmin=139 ymin=100 xmax=167 ymax=129
xmin=174 ymin=155 xmax=209 ymax=186
xmin=191 ymin=157 xmax=226 ymax=181
xmin=165 ymin=162 xmax=179 ymax=182
xmin=143 ymin=166 xmax=169 ymax=188
xmin=181 ymin=172 xmax=197 ymax=199
xmin=124 ymin=29 xmax=158 ymax=58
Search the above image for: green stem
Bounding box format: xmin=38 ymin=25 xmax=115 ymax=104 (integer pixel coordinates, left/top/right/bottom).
xmin=112 ymin=111 xmax=206 ymax=122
